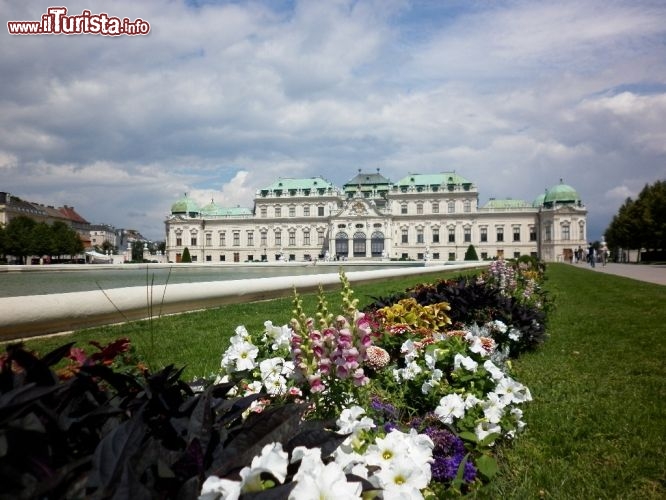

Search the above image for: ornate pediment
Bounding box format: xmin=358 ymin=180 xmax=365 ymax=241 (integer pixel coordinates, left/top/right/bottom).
xmin=334 ymin=199 xmax=382 ymax=218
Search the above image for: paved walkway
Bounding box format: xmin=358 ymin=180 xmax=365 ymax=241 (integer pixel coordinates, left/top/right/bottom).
xmin=570 ymin=262 xmax=666 ymax=286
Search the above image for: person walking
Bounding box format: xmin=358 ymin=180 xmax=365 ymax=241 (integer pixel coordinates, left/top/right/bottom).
xmin=588 ymin=243 xmax=596 ymax=268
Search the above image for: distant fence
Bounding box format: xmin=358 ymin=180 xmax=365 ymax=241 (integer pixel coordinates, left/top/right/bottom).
xmin=0 ymin=263 xmax=487 ymax=341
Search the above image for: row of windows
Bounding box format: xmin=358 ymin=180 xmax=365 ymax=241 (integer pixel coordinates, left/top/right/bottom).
xmin=175 ymin=229 xmax=327 ymax=248
xmin=399 ymin=200 xmax=473 ymax=215
xmin=396 ymin=226 xmax=538 ymax=244
xmin=258 ymin=205 xmax=326 ymax=218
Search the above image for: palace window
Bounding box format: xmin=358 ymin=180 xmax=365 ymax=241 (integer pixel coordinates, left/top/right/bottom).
xmin=219 ymin=232 xmax=226 ymax=246
xmin=233 ymin=232 xmax=240 ymax=246
xmin=289 ymin=230 xmax=296 ymax=246
xmin=176 ymin=237 xmax=182 ymax=246
xmin=432 ymin=202 xmax=439 ymax=214
xmin=260 ymin=231 xmax=267 ymax=246
xmin=401 ymin=228 xmax=408 ymax=244
xmin=513 ymin=227 xmax=521 ymax=242
xmin=289 ymin=206 xmax=295 ymax=217
xmin=417 ymin=203 xmax=423 ymax=215
xmin=275 ymin=230 xmax=282 ymax=246
xmin=303 ymin=230 xmax=311 ymax=246
xmin=448 ymin=201 xmax=455 ymax=213
xmin=416 ymin=229 xmax=424 ymax=244
xmin=318 ymin=206 xmax=325 ymax=216
xmin=191 ymin=237 xmax=197 ymax=246
xmin=480 ymin=227 xmax=488 ymax=242
xmin=496 ymin=227 xmax=504 ymax=242
xmin=275 ymin=206 xmax=281 ymax=217
xmin=317 ymin=230 xmax=325 ymax=246
xmin=247 ymin=231 xmax=254 ymax=246
xmin=448 ymin=228 xmax=455 ymax=243
xmin=464 ymin=227 xmax=471 ymax=243
xmin=432 ymin=228 xmax=440 ymax=243
xmin=464 ymin=200 xmax=471 ymax=213
xmin=401 ymin=203 xmax=408 ymax=214
xmin=303 ymin=205 xmax=310 ymax=217
xmin=260 ymin=206 xmax=267 ymax=218
xmin=562 ymin=224 xmax=571 ymax=241
xmin=205 ymin=233 xmax=211 ymax=246
xmin=529 ymin=226 xmax=537 ymax=241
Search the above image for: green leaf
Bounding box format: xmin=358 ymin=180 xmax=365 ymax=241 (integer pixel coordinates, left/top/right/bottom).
xmin=476 ymin=453 xmax=499 ymax=479
xmin=458 ymin=431 xmax=478 ymax=443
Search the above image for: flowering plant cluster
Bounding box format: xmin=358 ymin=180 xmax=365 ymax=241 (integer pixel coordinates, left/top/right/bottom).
xmin=205 ymin=262 xmax=547 ymax=498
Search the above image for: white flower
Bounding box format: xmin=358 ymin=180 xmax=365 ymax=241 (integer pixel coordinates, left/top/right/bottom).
xmin=475 ymin=421 xmax=502 ymax=444
xmin=289 ymin=452 xmax=362 ymax=500
xmin=199 ymin=475 xmax=241 ymax=500
xmin=263 ymin=321 xmax=292 ymax=351
xmin=434 ymin=393 xmax=466 ymax=424
xmin=371 ymin=455 xmax=429 ymax=499
xmin=454 ymin=353 xmax=478 ymax=372
xmin=227 ymin=340 xmax=258 ymax=371
xmin=465 ymin=393 xmax=482 ymax=409
xmin=483 ymin=360 xmax=505 ymax=381
xmin=401 ymin=339 xmax=419 ymax=362
xmin=495 ymin=376 xmax=532 ymax=405
xmin=508 ymin=328 xmax=522 ymax=341
xmin=491 ymin=320 xmax=508 ymax=333
xmin=481 ymin=392 xmax=506 ymax=424
xmin=239 ymin=442 xmax=289 ymax=491
xmin=336 ymin=405 xmax=375 ymax=436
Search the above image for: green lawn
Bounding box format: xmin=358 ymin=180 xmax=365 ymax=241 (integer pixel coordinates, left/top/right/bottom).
xmin=17 ymin=263 xmax=666 ymax=498
xmin=473 ymin=264 xmax=666 ymax=499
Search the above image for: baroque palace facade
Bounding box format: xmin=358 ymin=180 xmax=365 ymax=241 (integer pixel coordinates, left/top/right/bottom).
xmin=165 ymin=171 xmax=587 ymax=264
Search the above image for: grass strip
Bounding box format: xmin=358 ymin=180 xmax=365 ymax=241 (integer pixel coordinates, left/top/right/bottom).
xmin=473 ymin=263 xmax=666 ymax=499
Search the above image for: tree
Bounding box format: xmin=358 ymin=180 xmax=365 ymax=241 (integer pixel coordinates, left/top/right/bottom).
xmin=32 ymin=222 xmax=56 ymax=260
xmin=181 ymin=247 xmax=192 ymax=263
xmin=464 ymin=244 xmax=479 ymax=261
xmin=605 ymin=180 xmax=666 ymax=260
xmin=4 ymin=216 xmax=37 ymax=264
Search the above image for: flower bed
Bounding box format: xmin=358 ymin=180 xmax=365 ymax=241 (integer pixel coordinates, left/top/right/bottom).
xmin=0 ymin=258 xmax=549 ymax=499
xmin=204 ymin=258 xmax=549 ymax=498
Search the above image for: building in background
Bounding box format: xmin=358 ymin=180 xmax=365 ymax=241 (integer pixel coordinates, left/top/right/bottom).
xmin=165 ymin=171 xmax=587 ymax=263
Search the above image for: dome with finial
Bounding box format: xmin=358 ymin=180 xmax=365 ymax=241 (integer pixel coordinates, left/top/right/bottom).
xmin=170 ymin=193 xmax=200 ymax=216
xmin=200 ymin=198 xmax=223 ymax=216
xmin=543 ymin=179 xmax=581 ymax=206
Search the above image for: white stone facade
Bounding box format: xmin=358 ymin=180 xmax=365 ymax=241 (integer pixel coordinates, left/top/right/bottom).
xmin=165 ymin=173 xmax=587 ymax=263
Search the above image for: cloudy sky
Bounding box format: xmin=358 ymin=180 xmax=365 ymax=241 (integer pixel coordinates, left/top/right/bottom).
xmin=2 ymin=0 xmax=665 ymax=241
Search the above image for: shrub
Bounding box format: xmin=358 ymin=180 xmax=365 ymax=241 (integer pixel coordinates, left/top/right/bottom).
xmin=181 ymin=246 xmax=192 ymax=263
xmin=464 ymin=244 xmax=479 ymax=261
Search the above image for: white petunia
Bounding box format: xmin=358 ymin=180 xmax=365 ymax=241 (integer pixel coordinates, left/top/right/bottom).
xmin=483 ymin=360 xmax=505 ymax=381
xmin=495 ymin=376 xmax=532 ymax=405
xmin=454 ymin=353 xmax=478 ymax=372
xmin=475 ymin=421 xmax=502 ymax=444
xmin=434 ymin=393 xmax=466 ymax=424
xmin=481 ymin=392 xmax=506 ymax=424
xmin=289 ymin=452 xmax=362 ymax=500
xmin=227 ymin=340 xmax=258 ymax=371
xmin=336 ymin=405 xmax=376 ymax=436
xmin=199 ymin=475 xmax=241 ymax=500
xmin=238 ymin=442 xmax=289 ymax=492
xmin=371 ymin=455 xmax=429 ymax=500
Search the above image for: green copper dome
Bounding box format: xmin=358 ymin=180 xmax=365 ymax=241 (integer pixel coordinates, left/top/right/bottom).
xmin=171 ymin=194 xmax=200 ymax=215
xmin=533 ymin=192 xmax=546 ymax=207
xmin=200 ymin=199 xmax=222 ymax=216
xmin=543 ymin=180 xmax=580 ymax=205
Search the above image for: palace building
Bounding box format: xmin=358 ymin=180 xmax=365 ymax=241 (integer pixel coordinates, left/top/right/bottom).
xmin=165 ymin=171 xmax=587 ymax=263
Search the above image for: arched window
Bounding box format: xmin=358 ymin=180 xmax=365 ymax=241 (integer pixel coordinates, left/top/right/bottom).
xmin=371 ymin=231 xmax=384 ymax=257
xmin=353 ymin=232 xmax=366 ymax=257
xmin=335 ymin=232 xmax=349 ymax=257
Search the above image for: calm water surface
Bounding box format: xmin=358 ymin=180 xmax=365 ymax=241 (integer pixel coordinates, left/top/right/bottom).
xmin=0 ymin=264 xmax=417 ymax=298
